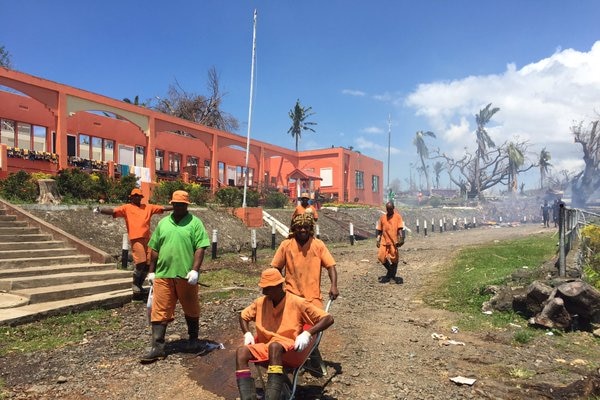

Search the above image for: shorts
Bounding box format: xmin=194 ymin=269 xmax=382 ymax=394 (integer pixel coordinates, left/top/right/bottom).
xmin=248 ymin=338 xmax=315 ymax=368
xmin=150 ymin=278 xmax=200 ymax=322
xmin=130 ymin=238 xmax=150 ymax=265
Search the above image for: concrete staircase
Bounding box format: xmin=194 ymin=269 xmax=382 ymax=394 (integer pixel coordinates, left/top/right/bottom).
xmin=0 ymin=203 xmax=132 ymax=326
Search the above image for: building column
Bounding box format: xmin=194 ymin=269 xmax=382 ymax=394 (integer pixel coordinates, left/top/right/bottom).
xmin=210 ymin=134 xmax=218 ymax=193
xmin=55 ymin=92 xmax=68 ymax=170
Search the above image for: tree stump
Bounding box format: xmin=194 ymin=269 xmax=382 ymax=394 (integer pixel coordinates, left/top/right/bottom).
xmin=37 ymin=179 xmax=62 ymax=204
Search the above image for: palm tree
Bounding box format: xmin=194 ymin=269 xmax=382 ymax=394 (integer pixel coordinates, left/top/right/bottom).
xmin=538 ymin=147 xmax=552 ymax=189
xmin=507 ymin=141 xmax=524 ymax=194
xmin=413 ymin=130 xmax=436 ymax=194
xmin=288 ymin=99 xmax=316 ymax=152
xmin=433 ymin=161 xmax=444 ymax=189
xmin=473 ymin=103 xmax=500 ymax=197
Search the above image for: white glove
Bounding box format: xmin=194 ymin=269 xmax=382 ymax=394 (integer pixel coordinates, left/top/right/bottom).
xmin=93 ymin=207 xmax=100 ymax=214
xmin=186 ymin=270 xmax=199 ymax=285
xmin=294 ymin=331 xmax=312 ymax=351
xmin=147 ymin=273 xmax=155 ymax=285
xmin=243 ymin=331 xmax=255 ymax=345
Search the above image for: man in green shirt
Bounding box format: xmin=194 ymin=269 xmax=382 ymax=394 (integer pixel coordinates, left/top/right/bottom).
xmin=140 ymin=190 xmax=210 ymax=363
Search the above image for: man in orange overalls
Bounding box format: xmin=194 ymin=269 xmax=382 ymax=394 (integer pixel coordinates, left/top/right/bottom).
xmin=96 ymin=188 xmax=172 ymax=295
xmin=235 ymin=268 xmax=334 ymax=400
xmin=376 ymin=201 xmax=405 ymax=284
xmin=291 ymin=192 xmax=318 ymax=222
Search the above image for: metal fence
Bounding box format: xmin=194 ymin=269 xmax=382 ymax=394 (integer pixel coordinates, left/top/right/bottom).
xmin=558 ymin=204 xmax=600 ymax=277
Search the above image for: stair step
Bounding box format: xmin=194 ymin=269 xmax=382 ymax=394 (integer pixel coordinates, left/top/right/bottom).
xmin=12 ymin=278 xmax=132 ymax=304
xmin=0 ymin=289 xmax=133 ymax=326
xmin=0 ymin=215 xmax=17 ymax=222
xmin=0 ymin=247 xmax=79 ymax=260
xmin=0 ymin=263 xmax=123 ymax=279
xmin=0 ymin=269 xmax=131 ymax=290
xmin=0 ymin=234 xmax=53 ymax=242
xmin=0 ymin=255 xmax=91 ymax=269
xmin=0 ymin=220 xmax=27 ymax=227
xmin=0 ymin=241 xmax=65 ymax=251
xmin=0 ymin=227 xmax=40 ymax=235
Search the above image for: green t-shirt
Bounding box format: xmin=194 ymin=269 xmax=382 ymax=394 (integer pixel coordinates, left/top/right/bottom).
xmin=148 ymin=212 xmax=210 ymax=278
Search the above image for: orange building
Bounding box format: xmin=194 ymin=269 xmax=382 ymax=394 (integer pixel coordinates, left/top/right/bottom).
xmin=0 ymin=68 xmax=383 ymax=206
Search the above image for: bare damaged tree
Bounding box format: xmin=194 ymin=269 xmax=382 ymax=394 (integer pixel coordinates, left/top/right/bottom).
xmin=434 ymin=140 xmax=535 ymax=199
xmin=0 ymin=45 xmax=13 ymax=69
xmin=570 ymin=119 xmax=600 ymax=207
xmin=154 ymin=67 xmax=239 ymax=132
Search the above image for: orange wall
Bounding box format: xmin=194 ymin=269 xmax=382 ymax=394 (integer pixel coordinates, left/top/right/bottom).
xmin=0 ymin=68 xmax=384 ymax=206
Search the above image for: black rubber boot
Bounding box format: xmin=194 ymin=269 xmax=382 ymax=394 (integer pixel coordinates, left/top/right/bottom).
xmin=132 ymin=265 xmax=148 ymax=295
xmin=307 ymin=347 xmax=327 ymax=377
xmin=264 ymin=373 xmax=285 ymax=400
xmin=236 ymin=376 xmax=257 ymax=400
xmin=140 ymin=323 xmax=167 ymax=363
xmin=389 ymin=263 xmax=403 ymax=284
xmin=379 ymin=261 xmax=392 ymax=283
xmin=185 ymin=316 xmax=203 ymax=353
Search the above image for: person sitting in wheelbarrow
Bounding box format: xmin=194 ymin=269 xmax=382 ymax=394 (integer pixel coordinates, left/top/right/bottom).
xmin=235 ymin=268 xmax=334 ymax=400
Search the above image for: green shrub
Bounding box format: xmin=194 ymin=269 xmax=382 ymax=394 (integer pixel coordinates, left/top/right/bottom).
xmin=151 ymin=180 xmax=186 ymax=204
xmin=186 ymin=183 xmax=211 ymax=206
xmin=215 ymin=187 xmax=242 ymax=207
xmin=109 ymin=174 xmax=139 ymax=203
xmin=0 ymin=170 xmax=38 ymax=202
xmin=264 ymin=191 xmax=289 ymax=208
xmin=55 ymin=168 xmax=96 ymax=201
xmin=245 ymin=189 xmax=260 ymax=207
xmin=429 ymin=196 xmax=442 ymax=208
xmin=581 ymin=224 xmax=600 ymax=290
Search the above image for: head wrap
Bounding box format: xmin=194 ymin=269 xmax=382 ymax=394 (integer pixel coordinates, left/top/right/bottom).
xmin=289 ymin=213 xmax=315 ymax=238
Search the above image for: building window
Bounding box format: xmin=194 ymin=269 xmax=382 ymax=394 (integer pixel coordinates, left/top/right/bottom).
xmin=1 ymin=119 xmax=15 ymax=147
xmin=372 ymin=175 xmax=379 ymax=192
xmin=218 ymin=161 xmax=225 ymax=183
xmin=105 ymin=140 xmax=115 ymax=162
xmin=91 ymin=137 xmax=102 ymax=160
xmin=204 ymin=159 xmax=210 ymax=177
xmin=79 ymin=134 xmax=90 ymax=158
xmin=355 ymin=170 xmax=364 ymax=190
xmin=169 ymin=153 xmax=181 ymax=172
xmin=33 ymin=126 xmax=47 ymax=152
xmin=155 ymin=149 xmax=165 ymax=171
xmin=17 ymin=123 xmax=32 ymax=149
xmin=135 ymin=145 xmax=144 ymax=166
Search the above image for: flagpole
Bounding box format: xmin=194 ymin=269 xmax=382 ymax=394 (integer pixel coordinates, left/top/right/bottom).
xmin=387 ymin=113 xmax=391 ymax=201
xmin=242 ymin=9 xmax=257 ymax=208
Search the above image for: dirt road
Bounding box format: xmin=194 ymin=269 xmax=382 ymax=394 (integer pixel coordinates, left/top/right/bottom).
xmin=2 ymin=223 xmax=600 ymax=400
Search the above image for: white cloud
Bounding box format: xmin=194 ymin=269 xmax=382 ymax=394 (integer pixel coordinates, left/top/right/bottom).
xmin=355 ymin=136 xmax=401 ymax=157
xmin=405 ymin=41 xmax=600 ymax=181
xmin=342 ymin=89 xmax=366 ymax=97
xmin=362 ymin=126 xmax=384 ymax=134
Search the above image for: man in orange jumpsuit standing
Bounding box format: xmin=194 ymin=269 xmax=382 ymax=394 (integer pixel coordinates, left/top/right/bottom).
xmin=291 ymin=192 xmax=318 ymax=222
xmin=235 ymin=268 xmax=334 ymax=400
xmin=271 ymin=213 xmax=338 ymax=376
xmin=96 ymin=188 xmax=172 ymax=295
xmin=376 ymin=201 xmax=405 ymax=284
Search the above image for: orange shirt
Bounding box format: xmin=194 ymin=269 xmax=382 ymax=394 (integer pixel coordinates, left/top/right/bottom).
xmin=241 ymin=292 xmax=329 ymax=348
xmin=271 ymin=237 xmax=335 ymax=305
xmin=376 ymin=212 xmax=404 ymax=245
xmin=292 ymin=204 xmax=319 ymax=221
xmin=112 ymin=203 xmax=165 ymax=240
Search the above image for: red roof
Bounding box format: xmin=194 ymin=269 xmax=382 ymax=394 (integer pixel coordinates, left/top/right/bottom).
xmin=287 ymin=169 xmax=322 ymax=181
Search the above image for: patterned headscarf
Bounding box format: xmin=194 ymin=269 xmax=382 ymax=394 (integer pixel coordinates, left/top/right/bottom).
xmin=289 ymin=213 xmax=315 ymax=238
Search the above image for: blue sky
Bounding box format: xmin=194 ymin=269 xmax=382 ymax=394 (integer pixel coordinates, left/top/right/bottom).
xmin=2 ymin=1 xmax=600 ymax=192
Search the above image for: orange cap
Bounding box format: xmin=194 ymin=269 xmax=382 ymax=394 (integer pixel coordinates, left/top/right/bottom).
xmin=129 ymin=188 xmax=144 ymax=197
xmin=169 ymin=190 xmax=191 ymax=204
xmin=258 ymin=268 xmax=285 ymax=288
